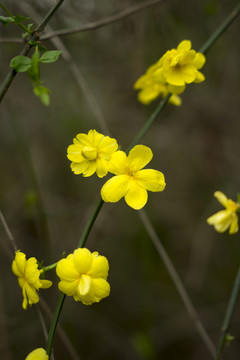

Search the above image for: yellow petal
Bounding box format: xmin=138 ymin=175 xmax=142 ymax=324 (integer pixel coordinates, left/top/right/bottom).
xmin=76 ymin=133 xmax=92 ymax=146
xmin=58 ymin=279 xmax=79 ymax=296
xmin=96 ymin=158 xmax=109 ymax=178
xmin=99 ymin=136 xmax=118 ymax=154
xmin=214 ymin=191 xmax=228 ymax=207
xmin=82 ymin=161 xmax=97 ymax=177
xmin=25 ymin=282 xmax=39 ymax=305
xmin=194 ymin=71 xmax=205 ymax=83
xmin=12 ymin=251 xmax=26 ymax=277
xmin=207 ymin=210 xmax=232 ymax=232
xmin=128 ymin=145 xmax=153 ymax=172
xmin=101 ymin=175 xmax=130 ymax=202
xmin=136 ymin=169 xmax=166 ymax=192
xmin=56 ymin=258 xmax=79 ymax=281
xmin=70 ymin=161 xmax=89 ymax=175
xmin=67 ymin=144 xmax=84 ymax=162
xmin=177 ymin=40 xmax=192 ymax=52
xmin=229 ymin=214 xmax=239 ymax=234
xmin=169 ymin=95 xmax=182 ymax=106
xmin=125 ymin=179 xmax=148 ymax=210
xmin=40 ymin=279 xmax=52 ymax=289
xmin=88 ymin=255 xmax=109 ymax=279
xmin=91 ymin=278 xmax=110 ymax=299
xmin=168 ymin=84 xmax=186 ymax=95
xmin=108 ymin=151 xmax=128 ymax=175
xmin=73 ymin=248 xmax=93 ymax=274
xmin=192 ymin=52 xmax=206 ymax=69
xmin=78 ymin=274 xmax=92 ymax=296
xmin=138 ymin=86 xmax=161 ymax=105
xmin=25 ymin=348 xmax=49 ymax=360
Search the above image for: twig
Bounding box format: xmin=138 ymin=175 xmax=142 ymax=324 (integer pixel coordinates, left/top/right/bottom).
xmin=0 ymin=210 xmax=17 ymax=253
xmin=41 ymin=0 xmax=165 ymax=40
xmin=139 ymin=209 xmax=216 ymax=358
xmin=0 ymin=0 xmax=66 ymax=103
xmin=215 ymin=266 xmax=240 ymax=360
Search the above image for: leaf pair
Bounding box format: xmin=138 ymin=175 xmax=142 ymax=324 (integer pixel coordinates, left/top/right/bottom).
xmin=10 ymin=48 xmax=62 ymax=106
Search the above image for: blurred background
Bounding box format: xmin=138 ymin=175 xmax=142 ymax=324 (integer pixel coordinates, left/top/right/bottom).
xmin=1 ymin=0 xmax=240 ymax=359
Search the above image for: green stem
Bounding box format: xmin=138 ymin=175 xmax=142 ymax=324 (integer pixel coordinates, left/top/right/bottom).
xmin=42 ymin=262 xmax=58 ymax=272
xmin=0 ymin=2 xmax=31 ymax=34
xmin=78 ymin=198 xmax=104 ymax=248
xmin=46 ymin=293 xmax=66 ymax=357
xmin=215 ymin=266 xmax=240 ymax=360
xmin=127 ymin=94 xmax=171 ymax=152
xmin=199 ymin=3 xmax=240 ymax=54
xmin=0 ymin=0 xmax=66 ymax=104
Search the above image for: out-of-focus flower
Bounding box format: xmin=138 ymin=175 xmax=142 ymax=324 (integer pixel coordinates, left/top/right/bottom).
xmin=101 ymin=145 xmax=166 ymax=210
xmin=134 ymin=40 xmax=205 ymax=105
xmin=154 ymin=40 xmax=206 ymax=86
xmin=67 ymin=129 xmax=118 ymax=177
xmin=56 ymin=248 xmax=110 ymax=305
xmin=12 ymin=251 xmax=52 ymax=310
xmin=25 ymin=348 xmax=49 ymax=360
xmin=207 ymin=191 xmax=240 ymax=234
xmin=134 ymin=68 xmax=182 ymax=106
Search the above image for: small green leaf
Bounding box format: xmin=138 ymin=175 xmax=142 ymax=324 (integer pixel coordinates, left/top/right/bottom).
xmin=28 ymin=47 xmax=40 ymax=82
xmin=33 ymin=85 xmax=50 ymax=106
xmin=39 ymin=46 xmax=47 ymax=53
xmin=13 ymin=15 xmax=30 ymax=25
xmin=39 ymin=50 xmax=62 ymax=63
xmin=225 ymin=333 xmax=235 ymax=346
xmin=10 ymin=56 xmax=32 ymax=72
xmin=0 ymin=16 xmax=14 ymax=26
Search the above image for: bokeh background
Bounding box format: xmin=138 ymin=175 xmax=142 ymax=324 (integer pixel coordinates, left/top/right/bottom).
xmin=1 ymin=0 xmax=240 ymax=359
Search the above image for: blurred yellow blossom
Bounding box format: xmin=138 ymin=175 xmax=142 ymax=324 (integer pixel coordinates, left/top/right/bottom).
xmin=134 ymin=40 xmax=205 ymax=105
xmin=12 ymin=251 xmax=52 ymax=310
xmin=207 ymin=191 xmax=240 ymax=234
xmin=101 ymin=145 xmax=166 ymax=210
xmin=56 ymin=248 xmax=110 ymax=305
xmin=67 ymin=129 xmax=118 ymax=177
xmin=25 ymin=348 xmax=48 ymax=360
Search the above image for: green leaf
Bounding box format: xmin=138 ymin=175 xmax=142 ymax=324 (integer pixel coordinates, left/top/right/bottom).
xmin=39 ymin=50 xmax=62 ymax=63
xmin=0 ymin=16 xmax=14 ymax=26
xmin=28 ymin=47 xmax=40 ymax=82
xmin=33 ymin=85 xmax=50 ymax=106
xmin=13 ymin=15 xmax=30 ymax=25
xmin=10 ymin=56 xmax=32 ymax=72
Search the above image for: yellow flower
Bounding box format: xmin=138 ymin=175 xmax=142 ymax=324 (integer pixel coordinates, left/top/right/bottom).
xmin=207 ymin=191 xmax=240 ymax=234
xmin=25 ymin=348 xmax=49 ymax=360
xmin=67 ymin=129 xmax=118 ymax=178
xmin=101 ymin=145 xmax=166 ymax=210
xmin=154 ymin=40 xmax=206 ymax=87
xmin=56 ymin=248 xmax=110 ymax=305
xmin=134 ymin=63 xmax=182 ymax=106
xmin=12 ymin=251 xmax=52 ymax=310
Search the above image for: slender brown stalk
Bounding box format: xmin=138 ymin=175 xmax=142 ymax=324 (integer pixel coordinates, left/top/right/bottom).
xmin=139 ymin=209 xmax=216 ymax=358
xmin=0 ymin=210 xmax=17 ymax=253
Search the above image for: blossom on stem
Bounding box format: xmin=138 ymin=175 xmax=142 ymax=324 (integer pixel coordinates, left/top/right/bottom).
xmin=207 ymin=191 xmax=240 ymax=234
xmin=56 ymin=248 xmax=110 ymax=305
xmin=67 ymin=129 xmax=118 ymax=177
xmin=12 ymin=251 xmax=52 ymax=310
xmin=101 ymin=145 xmax=166 ymax=210
xmin=25 ymin=348 xmax=49 ymax=360
xmin=134 ymin=40 xmax=205 ymax=105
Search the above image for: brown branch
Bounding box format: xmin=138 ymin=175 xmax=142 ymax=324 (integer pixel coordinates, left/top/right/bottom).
xmin=41 ymin=0 xmax=165 ymax=40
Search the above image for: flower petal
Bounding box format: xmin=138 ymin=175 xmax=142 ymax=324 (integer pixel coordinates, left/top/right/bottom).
xmin=88 ymin=254 xmax=109 ymax=279
xmin=177 ymin=40 xmax=192 ymax=52
xmin=229 ymin=213 xmax=239 ymax=234
xmin=12 ymin=251 xmax=26 ymax=277
xmin=78 ymin=274 xmax=92 ymax=296
xmin=128 ymin=145 xmax=153 ymax=172
xmin=56 ymin=257 xmax=79 ymax=281
xmin=136 ymin=169 xmax=166 ymax=192
xmin=73 ymin=248 xmax=93 ymax=274
xmin=214 ymin=191 xmax=228 ymax=207
xmin=192 ymin=52 xmax=206 ymax=69
xmin=25 ymin=348 xmax=49 ymax=360
xmin=207 ymin=210 xmax=232 ymax=232
xmin=125 ymin=179 xmax=148 ymax=210
xmin=91 ymin=278 xmax=110 ymax=299
xmin=108 ymin=151 xmax=128 ymax=175
xmin=101 ymin=175 xmax=130 ymax=203
xmin=58 ymin=279 xmax=79 ymax=296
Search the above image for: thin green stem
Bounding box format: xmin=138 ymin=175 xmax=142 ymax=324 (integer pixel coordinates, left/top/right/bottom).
xmin=215 ymin=266 xmax=240 ymax=360
xmin=0 ymin=2 xmax=31 ymax=34
xmin=0 ymin=0 xmax=66 ymax=104
xmin=199 ymin=2 xmax=240 ymax=54
xmin=42 ymin=262 xmax=58 ymax=273
xmin=78 ymin=198 xmax=104 ymax=248
xmin=127 ymin=94 xmax=171 ymax=152
xmin=46 ymin=293 xmax=66 ymax=357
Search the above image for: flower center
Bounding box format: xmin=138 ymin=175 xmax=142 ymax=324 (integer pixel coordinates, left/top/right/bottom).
xmin=81 ymin=146 xmax=98 ymax=160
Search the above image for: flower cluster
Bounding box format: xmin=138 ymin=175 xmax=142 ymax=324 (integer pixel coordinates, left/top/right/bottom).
xmin=67 ymin=130 xmax=166 ymax=210
xmin=56 ymin=248 xmax=110 ymax=305
xmin=25 ymin=348 xmax=48 ymax=360
xmin=12 ymin=251 xmax=52 ymax=310
xmin=134 ymin=40 xmax=206 ymax=105
xmin=67 ymin=129 xmax=118 ymax=177
xmin=207 ymin=191 xmax=240 ymax=234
